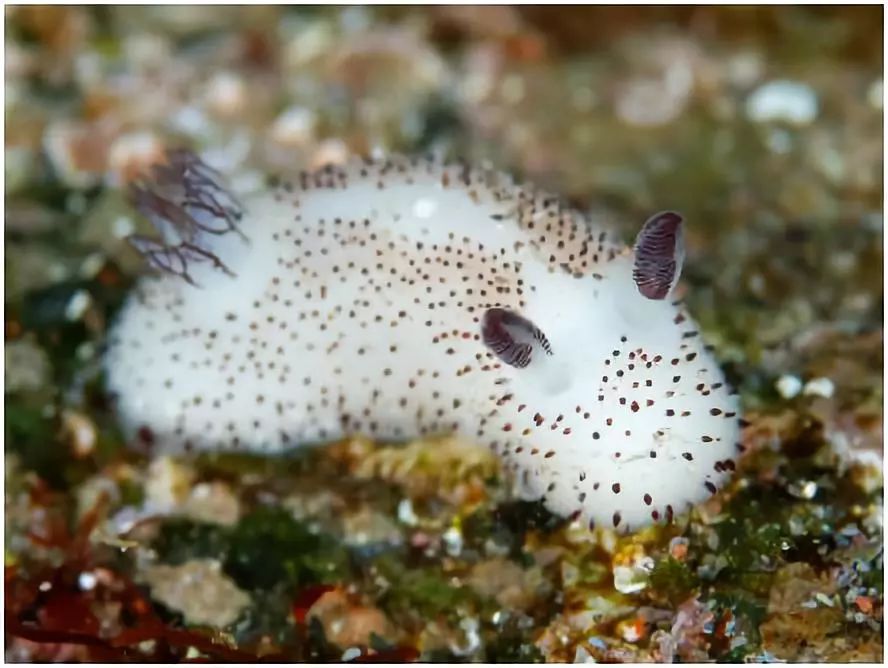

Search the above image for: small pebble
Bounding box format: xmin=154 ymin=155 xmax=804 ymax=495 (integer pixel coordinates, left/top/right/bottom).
xmin=802 ymin=377 xmax=835 ymax=399
xmin=617 ymin=616 xmax=645 ymax=643
xmin=573 ymin=645 xmax=594 ymax=663
xmin=613 ymin=559 xmax=653 ymax=594
xmin=450 ymin=616 xmax=481 ymax=656
xmin=64 ymin=290 xmax=92 ymax=321
xmin=669 ymin=536 xmax=690 ymax=561
xmin=78 ymin=252 xmax=106 ymax=279
xmin=442 ymin=525 xmax=463 ymax=557
xmin=867 ymin=79 xmax=882 ymax=110
xmin=341 ymin=647 xmax=362 ymax=662
xmin=787 ymin=480 xmax=818 ymax=500
xmin=107 ymin=131 xmax=164 ymax=185
xmin=75 ymin=341 xmax=95 ymax=362
xmin=342 ymin=508 xmax=402 ymax=547
xmin=270 ymin=106 xmax=317 ymax=146
xmin=746 ymin=80 xmax=818 ymax=125
xmin=61 ymin=409 xmax=97 ymax=458
xmin=205 ymin=71 xmax=247 ymax=118
xmin=615 ymin=77 xmax=688 ymax=127
xmin=182 ymin=481 xmax=241 ymax=526
xmin=726 ymin=51 xmax=763 ymax=87
xmin=5 ymin=339 xmax=51 ymax=393
xmin=396 ymin=498 xmax=418 ymax=526
xmin=145 ymin=456 xmax=196 ymax=510
xmin=855 ymin=596 xmax=874 ymax=614
xmin=169 ymin=105 xmax=211 ymax=136
xmin=142 ymin=559 xmax=250 ymax=628
xmin=309 ymin=138 xmax=350 ymax=169
xmin=112 ymin=215 xmax=135 ymax=239
xmin=308 ymin=589 xmax=394 ymax=646
xmin=78 ymin=571 xmax=97 ymax=591
xmin=43 ymin=120 xmax=109 ymax=188
xmin=775 ymin=374 xmax=803 ymax=399
xmin=814 ymin=592 xmax=835 ymax=607
xmin=764 ymin=128 xmax=792 ymax=154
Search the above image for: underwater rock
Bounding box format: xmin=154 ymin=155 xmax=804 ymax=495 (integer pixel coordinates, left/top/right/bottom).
xmin=141 ymin=558 xmax=251 ymax=628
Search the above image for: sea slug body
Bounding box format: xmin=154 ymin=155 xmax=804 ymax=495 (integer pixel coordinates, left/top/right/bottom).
xmin=104 ymin=150 xmax=742 ymax=532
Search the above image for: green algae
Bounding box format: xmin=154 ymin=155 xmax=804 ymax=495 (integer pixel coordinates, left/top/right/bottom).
xmin=375 ymin=556 xmax=477 ymax=621
xmin=5 ymin=403 xmax=60 ymax=483
xmin=155 ymin=507 xmax=351 ymax=591
xmin=649 ymin=557 xmax=697 ymax=604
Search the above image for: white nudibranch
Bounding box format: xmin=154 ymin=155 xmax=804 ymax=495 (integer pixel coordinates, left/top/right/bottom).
xmin=104 ymin=149 xmax=743 ymax=533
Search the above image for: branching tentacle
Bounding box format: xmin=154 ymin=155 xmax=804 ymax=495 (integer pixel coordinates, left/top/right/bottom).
xmin=126 ymin=148 xmax=246 ymax=286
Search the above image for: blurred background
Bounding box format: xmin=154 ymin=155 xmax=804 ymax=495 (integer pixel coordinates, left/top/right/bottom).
xmin=6 ymin=5 xmax=883 ymax=396
xmin=4 ymin=5 xmax=883 ymax=663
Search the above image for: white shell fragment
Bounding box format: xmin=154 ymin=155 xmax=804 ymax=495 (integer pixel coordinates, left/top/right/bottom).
xmin=65 ymin=289 xmax=92 ymax=321
xmin=746 ymin=80 xmax=818 ymax=125
xmin=803 ymin=377 xmax=835 ymax=399
xmin=104 ymin=152 xmax=742 ymax=533
xmin=775 ymin=374 xmax=803 ymax=399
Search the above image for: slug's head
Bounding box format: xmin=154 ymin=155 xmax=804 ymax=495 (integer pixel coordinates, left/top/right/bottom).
xmin=480 ymin=212 xmax=740 ymax=532
xmin=480 ymin=210 xmax=686 ymax=378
